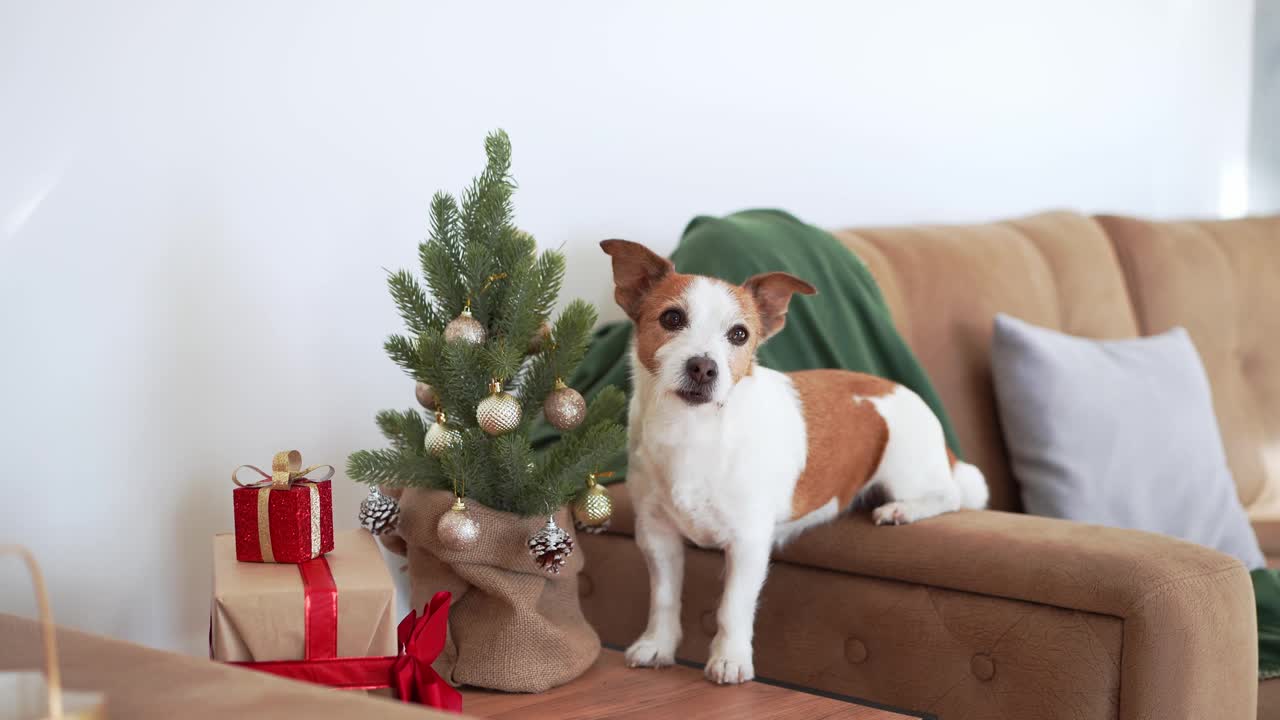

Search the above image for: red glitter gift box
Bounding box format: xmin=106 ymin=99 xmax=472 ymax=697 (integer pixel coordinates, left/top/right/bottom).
xmin=232 ymin=450 xmax=335 ymax=563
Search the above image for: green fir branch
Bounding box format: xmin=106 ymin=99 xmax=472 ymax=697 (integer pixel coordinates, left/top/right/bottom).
xmin=387 ymin=270 xmax=441 ymax=335
xmin=517 ymin=299 xmax=597 ymax=419
xmin=577 ymin=385 xmax=628 ymax=431
xmin=486 ymin=432 xmax=535 ymax=513
xmin=375 ymin=409 xmax=429 ymax=452
xmin=384 ymin=334 xmax=420 ymax=378
xmin=421 ymin=193 xmax=468 ymax=315
xmin=535 ymin=421 xmax=627 ymax=514
xmin=427 ymin=192 xmax=464 ymax=274
xmin=531 ymin=250 xmax=566 ymax=321
xmin=347 ymin=448 xmax=446 ymax=489
xmin=438 ymin=428 xmax=491 ymax=498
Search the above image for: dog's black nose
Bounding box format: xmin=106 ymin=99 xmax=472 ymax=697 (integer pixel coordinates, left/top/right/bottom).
xmin=685 ymin=356 xmax=718 ymax=385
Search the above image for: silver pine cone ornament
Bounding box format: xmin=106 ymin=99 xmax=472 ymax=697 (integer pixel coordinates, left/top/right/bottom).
xmin=436 ymin=496 xmax=481 ymax=551
xmin=444 ymin=306 xmax=487 ymax=345
xmin=572 ymin=472 xmax=614 ymax=533
xmin=544 ymin=378 xmax=586 ymax=431
xmin=528 ymin=516 xmax=574 ymax=574
xmin=425 ymin=410 xmax=462 ymax=457
xmin=358 ymin=486 xmax=400 ymax=535
xmin=477 ymin=379 xmax=521 ymax=436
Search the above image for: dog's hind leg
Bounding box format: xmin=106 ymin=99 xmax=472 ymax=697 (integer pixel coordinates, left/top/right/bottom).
xmin=625 ymin=510 xmax=685 ymax=668
xmin=872 ymin=491 xmax=961 ymax=525
xmin=863 ymin=386 xmax=965 ymax=526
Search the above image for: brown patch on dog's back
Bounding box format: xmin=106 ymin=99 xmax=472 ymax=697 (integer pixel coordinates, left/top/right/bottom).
xmin=789 ymin=370 xmax=896 ymax=519
xmin=632 ymin=273 xmax=694 ymax=374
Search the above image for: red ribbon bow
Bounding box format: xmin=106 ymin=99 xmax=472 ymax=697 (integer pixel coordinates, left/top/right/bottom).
xmin=391 ymin=591 xmax=462 ymax=710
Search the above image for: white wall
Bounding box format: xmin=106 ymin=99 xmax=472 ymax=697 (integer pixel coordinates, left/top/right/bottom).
xmin=0 ymin=1 xmax=1255 ymax=655
xmin=1252 ymin=0 xmax=1280 ymax=212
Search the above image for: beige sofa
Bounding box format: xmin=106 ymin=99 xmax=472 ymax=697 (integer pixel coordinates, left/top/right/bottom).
xmin=578 ymin=211 xmax=1280 ymax=720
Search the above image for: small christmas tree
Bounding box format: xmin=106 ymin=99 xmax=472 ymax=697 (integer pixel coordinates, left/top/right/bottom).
xmin=349 ymin=130 xmax=626 ymax=519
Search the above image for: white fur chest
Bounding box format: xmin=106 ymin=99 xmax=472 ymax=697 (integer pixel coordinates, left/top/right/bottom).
xmin=628 ymin=364 xmax=808 ymax=548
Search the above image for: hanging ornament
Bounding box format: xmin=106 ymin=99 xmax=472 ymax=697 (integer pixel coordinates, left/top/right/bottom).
xmin=477 ymin=378 xmax=522 ymax=436
xmin=358 ymin=486 xmax=401 ymax=535
xmin=527 ymin=321 xmax=552 ymax=354
xmin=414 ymin=381 xmax=437 ymax=410
xmin=436 ymin=496 xmax=481 ymax=551
xmin=444 ymin=304 xmax=486 ymax=345
xmin=572 ymin=472 xmax=614 ymax=533
xmin=528 ymin=515 xmax=574 ymax=574
xmin=425 ymin=410 xmax=461 ymax=457
xmin=444 ymin=274 xmax=506 ymax=346
xmin=544 ymin=378 xmax=586 ymax=431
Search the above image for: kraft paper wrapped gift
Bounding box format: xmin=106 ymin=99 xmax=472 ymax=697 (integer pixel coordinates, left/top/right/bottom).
xmin=211 ymin=529 xmax=395 ymax=663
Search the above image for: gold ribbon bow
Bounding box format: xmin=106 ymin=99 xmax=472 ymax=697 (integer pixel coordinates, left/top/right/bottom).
xmin=233 ymin=450 xmax=335 ymax=490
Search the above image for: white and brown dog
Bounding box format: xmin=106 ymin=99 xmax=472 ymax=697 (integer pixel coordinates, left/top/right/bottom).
xmin=601 ymin=239 xmax=988 ymax=685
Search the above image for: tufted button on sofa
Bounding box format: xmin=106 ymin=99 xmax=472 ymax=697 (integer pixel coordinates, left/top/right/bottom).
xmin=579 ymin=212 xmax=1277 ymax=720
xmin=970 ymin=654 xmax=995 ymax=682
xmin=844 ymin=638 xmax=867 ymax=664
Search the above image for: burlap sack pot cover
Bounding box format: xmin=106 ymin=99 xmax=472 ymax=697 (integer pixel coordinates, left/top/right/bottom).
xmin=397 ymin=488 xmax=600 ymax=693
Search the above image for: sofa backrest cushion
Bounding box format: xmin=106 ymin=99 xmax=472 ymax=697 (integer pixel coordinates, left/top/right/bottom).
xmin=1097 ymin=214 xmax=1280 ymax=518
xmin=831 ymin=212 xmax=1140 ymax=512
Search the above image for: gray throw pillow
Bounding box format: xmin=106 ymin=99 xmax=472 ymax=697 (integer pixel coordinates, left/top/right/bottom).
xmin=990 ymin=313 xmax=1264 ymax=570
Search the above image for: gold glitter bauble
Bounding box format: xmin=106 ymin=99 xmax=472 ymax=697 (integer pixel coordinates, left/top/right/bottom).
xmin=572 ymin=477 xmax=613 ymax=532
xmin=444 ymin=307 xmax=487 ymax=345
xmin=425 ymin=411 xmax=461 ymax=457
xmin=477 ymin=379 xmax=522 ymax=436
xmin=437 ymin=497 xmax=480 ymax=550
xmin=544 ymin=378 xmax=586 ymax=431
xmin=527 ymin=321 xmax=552 ymax=354
xmin=414 ymin=382 xmax=436 ymax=410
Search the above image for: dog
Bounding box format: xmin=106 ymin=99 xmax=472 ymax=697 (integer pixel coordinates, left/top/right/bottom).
xmin=600 ymin=239 xmax=988 ymax=685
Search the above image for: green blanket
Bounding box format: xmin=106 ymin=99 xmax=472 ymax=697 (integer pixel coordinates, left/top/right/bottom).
xmin=533 ymin=209 xmax=960 ymax=464
xmin=1255 ymin=569 xmax=1280 ymax=678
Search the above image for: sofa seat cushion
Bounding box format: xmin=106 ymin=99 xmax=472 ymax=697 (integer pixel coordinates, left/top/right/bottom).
xmin=1260 ymin=677 xmax=1280 ymax=720
xmin=579 ymin=531 xmax=1123 ymax=720
xmin=604 ymin=482 xmax=1247 ymax=619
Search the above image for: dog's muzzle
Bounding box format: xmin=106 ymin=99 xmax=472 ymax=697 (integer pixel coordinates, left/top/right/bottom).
xmin=677 ymin=355 xmax=717 ymax=405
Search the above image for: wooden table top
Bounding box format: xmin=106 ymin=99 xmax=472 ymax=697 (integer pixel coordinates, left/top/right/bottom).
xmin=0 ymin=614 xmax=451 ymax=719
xmin=462 ymin=649 xmax=920 ymax=719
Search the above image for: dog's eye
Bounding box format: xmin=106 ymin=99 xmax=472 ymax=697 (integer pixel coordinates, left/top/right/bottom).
xmin=659 ymin=308 xmax=686 ymax=331
xmin=727 ymin=325 xmax=750 ymax=346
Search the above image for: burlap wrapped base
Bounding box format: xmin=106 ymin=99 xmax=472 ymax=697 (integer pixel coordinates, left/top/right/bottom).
xmin=397 ymin=488 xmax=600 ymax=692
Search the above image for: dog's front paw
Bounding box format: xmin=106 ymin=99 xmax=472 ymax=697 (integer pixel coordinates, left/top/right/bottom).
xmin=705 ymin=651 xmax=754 ymax=685
xmin=625 ymin=634 xmax=676 ymax=668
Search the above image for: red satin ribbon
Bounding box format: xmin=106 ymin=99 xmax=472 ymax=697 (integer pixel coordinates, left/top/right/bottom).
xmin=298 ymin=557 xmax=338 ymax=660
xmin=390 ymin=591 xmax=460 ymax=709
xmin=232 ymin=590 xmax=461 ymax=712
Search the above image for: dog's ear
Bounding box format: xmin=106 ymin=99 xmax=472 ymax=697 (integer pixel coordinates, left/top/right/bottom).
xmin=743 ymin=272 xmax=817 ymax=340
xmin=600 ymin=239 xmax=675 ymax=320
